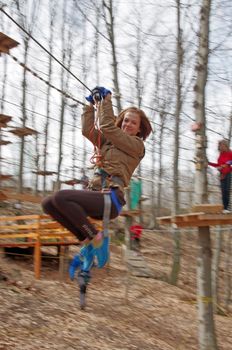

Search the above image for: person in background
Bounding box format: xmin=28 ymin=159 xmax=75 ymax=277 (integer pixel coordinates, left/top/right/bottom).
xmin=208 ymin=139 xmax=232 ymax=213
xmin=42 ymin=87 xmax=152 ymax=270
xmin=130 ymin=223 xmax=143 ymax=251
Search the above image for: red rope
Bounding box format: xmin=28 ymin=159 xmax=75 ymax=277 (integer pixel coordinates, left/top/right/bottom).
xmin=89 ymin=111 xmax=103 ymax=166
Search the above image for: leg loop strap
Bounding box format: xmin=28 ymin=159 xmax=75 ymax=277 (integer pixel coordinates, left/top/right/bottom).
xmin=103 ymin=193 xmax=111 ymax=237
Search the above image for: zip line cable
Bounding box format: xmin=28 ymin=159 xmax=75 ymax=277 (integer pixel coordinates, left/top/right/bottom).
xmin=7 ymin=52 xmax=85 ymax=106
xmin=0 ymin=6 xmax=91 ymax=93
xmin=0 ymin=7 xmax=208 ymax=194
xmin=1 ymin=96 xmax=194 ymax=164
xmin=0 ymin=98 xmax=82 ymax=130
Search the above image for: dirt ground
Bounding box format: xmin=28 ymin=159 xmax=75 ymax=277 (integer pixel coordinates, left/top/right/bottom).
xmin=0 ymin=217 xmax=232 ymax=349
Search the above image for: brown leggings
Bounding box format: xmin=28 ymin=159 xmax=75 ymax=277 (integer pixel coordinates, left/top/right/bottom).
xmin=41 ymin=189 xmax=119 ymax=241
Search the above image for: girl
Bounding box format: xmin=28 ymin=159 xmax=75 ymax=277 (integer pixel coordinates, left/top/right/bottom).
xmin=42 ymin=88 xmax=152 ymax=267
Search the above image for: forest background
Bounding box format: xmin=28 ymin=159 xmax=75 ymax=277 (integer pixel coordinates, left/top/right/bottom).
xmin=0 ymin=0 xmax=232 ymax=216
xmin=1 ymin=2 xmax=232 ymax=349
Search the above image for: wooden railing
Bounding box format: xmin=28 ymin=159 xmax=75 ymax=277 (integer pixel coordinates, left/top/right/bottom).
xmin=0 ymin=214 xmax=80 ymax=279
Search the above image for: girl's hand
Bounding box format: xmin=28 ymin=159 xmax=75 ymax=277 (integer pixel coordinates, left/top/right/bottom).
xmin=104 ymin=93 xmax=112 ymax=101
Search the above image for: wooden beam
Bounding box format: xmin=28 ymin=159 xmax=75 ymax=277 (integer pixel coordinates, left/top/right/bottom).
xmin=157 ymin=211 xmax=232 ymax=228
xmin=8 ymin=126 xmax=38 ymax=137
xmin=198 ymin=213 xmax=232 ymax=220
xmin=191 ymin=204 xmax=223 ymax=214
xmin=173 ymin=220 xmax=232 ymax=228
xmin=0 ymin=140 xmax=12 ymax=145
xmin=32 ymin=170 xmax=57 ymax=176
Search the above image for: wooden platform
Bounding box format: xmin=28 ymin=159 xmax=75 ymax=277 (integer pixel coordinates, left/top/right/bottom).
xmin=8 ymin=126 xmax=38 ymax=137
xmin=0 ymin=214 xmax=80 ymax=279
xmin=157 ymin=204 xmax=232 ymax=228
xmin=0 ymin=32 xmax=19 ymax=54
xmin=0 ymin=114 xmax=12 ymax=127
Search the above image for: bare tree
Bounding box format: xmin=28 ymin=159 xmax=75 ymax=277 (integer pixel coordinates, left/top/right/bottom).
xmin=81 ymin=11 xmax=88 ymax=173
xmin=224 ymin=229 xmax=232 ymax=312
xmin=193 ymin=0 xmax=218 ymax=348
xmin=169 ymin=0 xmax=184 ymax=286
xmin=42 ymin=0 xmax=57 ymax=194
xmin=12 ymin=0 xmax=40 ymax=193
xmin=211 ymin=226 xmax=222 ymax=313
xmin=56 ymin=0 xmax=73 ymax=188
xmin=102 ymin=0 xmax=122 ymax=113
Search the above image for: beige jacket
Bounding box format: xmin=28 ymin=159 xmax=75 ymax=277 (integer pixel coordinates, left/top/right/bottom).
xmin=81 ymin=99 xmax=145 ymax=191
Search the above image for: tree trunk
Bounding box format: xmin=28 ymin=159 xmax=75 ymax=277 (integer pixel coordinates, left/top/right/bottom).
xmin=227 ymin=86 xmax=232 ymax=142
xmin=13 ymin=0 xmax=40 ymax=193
xmin=157 ymin=117 xmax=164 ymax=218
xmin=224 ymin=229 xmax=232 ymax=312
xmin=170 ymin=0 xmax=183 ymax=286
xmin=102 ymin=0 xmax=122 ymax=113
xmin=18 ymin=40 xmax=29 ymax=193
xmin=211 ymin=226 xmax=222 ymax=313
xmin=56 ymin=0 xmax=73 ymax=187
xmin=81 ymin=13 xmax=88 ymax=172
xmin=71 ymin=108 xmax=77 ymax=185
xmin=43 ymin=1 xmax=56 ymax=194
xmin=193 ymin=0 xmax=218 ymax=348
xmin=151 ymin=132 xmax=156 ymax=228
xmin=197 ymin=228 xmax=217 ymax=349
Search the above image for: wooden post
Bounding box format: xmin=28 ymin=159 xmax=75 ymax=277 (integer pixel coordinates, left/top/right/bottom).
xmin=34 ymin=240 xmax=41 ymax=279
xmin=34 ymin=217 xmax=41 ymax=279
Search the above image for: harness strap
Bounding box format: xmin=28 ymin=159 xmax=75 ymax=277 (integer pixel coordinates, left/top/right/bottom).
xmin=102 ymin=189 xmax=122 ymax=236
xmin=103 ymin=193 xmax=111 ymax=237
xmin=110 ymin=189 xmax=122 ymax=214
xmin=95 ymin=168 xmax=124 ymax=188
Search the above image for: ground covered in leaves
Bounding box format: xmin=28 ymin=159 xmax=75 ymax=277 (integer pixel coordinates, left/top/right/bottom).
xmin=0 ymin=227 xmax=232 ymax=350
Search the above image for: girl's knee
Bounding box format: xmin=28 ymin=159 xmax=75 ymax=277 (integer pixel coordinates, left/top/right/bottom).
xmin=41 ymin=195 xmax=53 ymax=212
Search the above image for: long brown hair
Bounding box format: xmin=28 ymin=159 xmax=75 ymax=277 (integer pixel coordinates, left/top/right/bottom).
xmin=115 ymin=107 xmax=153 ymax=140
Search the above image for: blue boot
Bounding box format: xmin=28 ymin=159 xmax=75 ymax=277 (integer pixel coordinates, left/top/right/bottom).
xmin=69 ymin=254 xmax=83 ymax=280
xmin=94 ymin=236 xmax=109 ymax=268
xmin=80 ymin=244 xmax=95 ymax=271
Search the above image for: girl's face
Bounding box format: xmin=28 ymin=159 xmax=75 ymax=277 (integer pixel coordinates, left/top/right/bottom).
xmin=121 ymin=111 xmax=141 ymax=136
